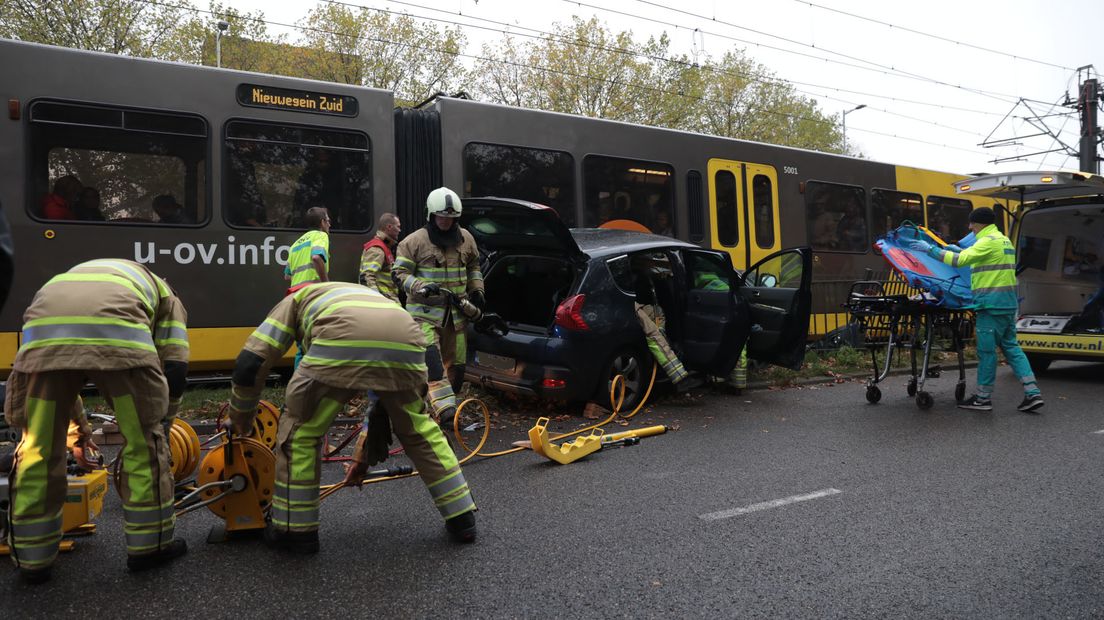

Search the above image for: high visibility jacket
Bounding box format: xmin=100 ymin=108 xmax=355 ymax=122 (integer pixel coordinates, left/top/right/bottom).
xmin=229 ymin=283 xmax=427 ymax=425
xmin=13 ymin=259 xmax=189 ymax=373
xmin=393 ymin=227 xmax=484 ymax=329
xmin=284 ymin=230 xmax=329 ymax=289
xmin=938 ymin=224 xmax=1018 ymax=310
xmin=359 ymin=231 xmax=398 ymax=302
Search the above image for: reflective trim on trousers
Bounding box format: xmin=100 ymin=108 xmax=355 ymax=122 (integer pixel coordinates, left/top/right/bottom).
xmin=270 ymin=497 xmax=321 ymax=530
xmin=9 ymin=512 xmax=63 ymax=568
xmin=275 ymin=480 xmax=320 ymax=502
xmin=126 ymin=527 xmax=176 ymax=554
xmin=428 ymin=379 xmax=457 ymax=416
xmin=123 ymin=501 xmax=175 ymax=525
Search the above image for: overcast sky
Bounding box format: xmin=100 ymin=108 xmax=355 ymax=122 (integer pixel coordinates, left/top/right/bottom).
xmin=226 ymin=0 xmax=1103 ymax=176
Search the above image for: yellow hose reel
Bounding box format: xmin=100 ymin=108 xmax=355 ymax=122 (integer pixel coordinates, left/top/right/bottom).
xmin=168 ymin=418 xmax=201 ymax=481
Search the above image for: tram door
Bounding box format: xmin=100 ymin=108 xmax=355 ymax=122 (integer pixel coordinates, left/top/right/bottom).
xmin=707 ymin=159 xmax=782 ymax=270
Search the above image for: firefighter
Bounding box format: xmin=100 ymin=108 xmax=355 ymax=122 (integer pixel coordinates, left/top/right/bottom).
xmin=6 ymin=259 xmax=189 ymax=583
xmin=393 ymin=188 xmax=484 ymax=427
xmin=284 ymin=206 xmax=331 ymax=295
xmin=226 ymin=282 xmax=477 ymax=553
xmin=910 ymin=207 xmax=1044 ymax=412
xmin=359 ymin=212 xmax=401 ymax=302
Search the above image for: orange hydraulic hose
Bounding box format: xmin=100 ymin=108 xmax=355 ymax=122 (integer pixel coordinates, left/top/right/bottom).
xmin=320 ymin=363 xmax=659 ymax=496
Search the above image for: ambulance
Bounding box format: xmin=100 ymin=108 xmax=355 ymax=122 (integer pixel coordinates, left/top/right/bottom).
xmin=954 ymin=171 xmax=1104 ymax=370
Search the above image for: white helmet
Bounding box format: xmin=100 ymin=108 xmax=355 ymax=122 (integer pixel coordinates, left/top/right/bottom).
xmin=426 ymin=187 xmax=462 ymax=218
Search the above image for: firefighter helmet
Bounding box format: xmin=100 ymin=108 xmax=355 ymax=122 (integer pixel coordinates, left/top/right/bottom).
xmin=426 ymin=187 xmax=462 ymax=218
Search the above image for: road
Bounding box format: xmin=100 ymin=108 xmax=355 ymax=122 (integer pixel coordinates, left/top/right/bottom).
xmin=3 ymin=362 xmax=1103 ymax=617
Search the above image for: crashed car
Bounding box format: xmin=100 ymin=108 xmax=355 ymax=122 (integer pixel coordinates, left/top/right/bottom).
xmin=461 ymin=198 xmax=813 ymax=408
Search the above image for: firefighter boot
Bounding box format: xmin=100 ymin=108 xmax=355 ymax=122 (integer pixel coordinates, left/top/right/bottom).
xmin=19 ymin=566 xmax=52 ymax=585
xmin=264 ymin=524 xmax=320 ymax=554
xmin=127 ymin=539 xmax=188 ymax=572
xmin=445 ymin=510 xmax=477 ymax=544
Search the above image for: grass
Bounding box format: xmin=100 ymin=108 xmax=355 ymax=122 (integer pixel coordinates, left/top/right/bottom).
xmin=82 ymin=386 xmax=286 ymax=421
xmin=749 ymin=341 xmax=979 ymax=387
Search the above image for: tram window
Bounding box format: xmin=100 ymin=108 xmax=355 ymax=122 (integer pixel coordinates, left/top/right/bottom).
xmin=925 ymin=195 xmax=972 ymax=242
xmin=224 ymin=121 xmax=372 ymax=231
xmin=29 ymin=101 xmax=207 ymax=224
xmin=686 ymin=170 xmax=705 ymax=243
xmin=714 ymin=170 xmax=738 ymax=247
xmin=870 ymin=188 xmax=923 ymax=237
xmin=751 ymin=174 xmax=775 ymax=249
xmin=583 ymin=155 xmax=674 ymax=235
xmin=805 ymin=181 xmax=867 ymax=253
xmin=463 ymin=142 xmax=576 ymax=226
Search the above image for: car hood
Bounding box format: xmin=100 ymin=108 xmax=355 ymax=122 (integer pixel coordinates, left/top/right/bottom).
xmin=460 ymin=197 xmax=586 ymax=261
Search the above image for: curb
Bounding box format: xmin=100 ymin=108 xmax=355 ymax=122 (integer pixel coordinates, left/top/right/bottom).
xmin=747 ymin=360 xmax=979 ymax=390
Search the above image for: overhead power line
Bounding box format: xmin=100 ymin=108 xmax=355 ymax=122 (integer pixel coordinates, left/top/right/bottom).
xmin=130 ymin=0 xmax=1061 ymax=168
xmin=792 ymin=1 xmax=1075 ymax=72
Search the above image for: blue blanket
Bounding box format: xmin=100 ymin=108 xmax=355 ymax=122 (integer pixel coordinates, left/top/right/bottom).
xmin=874 ymin=223 xmax=974 ymax=309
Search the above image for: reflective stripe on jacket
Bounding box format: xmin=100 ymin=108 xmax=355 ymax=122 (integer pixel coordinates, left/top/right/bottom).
xmin=284 ymin=230 xmax=329 ymax=289
xmin=14 ymin=259 xmax=189 ymax=372
xmin=939 ymin=224 xmax=1018 ymax=310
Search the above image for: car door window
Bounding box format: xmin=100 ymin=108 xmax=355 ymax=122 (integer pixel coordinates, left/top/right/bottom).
xmin=742 ymin=251 xmax=804 ymax=289
xmin=687 ymin=251 xmax=733 ymax=292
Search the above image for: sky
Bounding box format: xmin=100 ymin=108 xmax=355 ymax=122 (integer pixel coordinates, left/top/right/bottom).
xmin=223 ymin=0 xmax=1103 ymax=176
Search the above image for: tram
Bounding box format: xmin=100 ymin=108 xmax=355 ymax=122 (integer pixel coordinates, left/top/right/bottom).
xmin=0 ymin=39 xmax=1006 ymax=371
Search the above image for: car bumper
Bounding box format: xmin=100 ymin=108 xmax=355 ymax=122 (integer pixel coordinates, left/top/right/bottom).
xmin=465 ymin=331 xmax=600 ymax=402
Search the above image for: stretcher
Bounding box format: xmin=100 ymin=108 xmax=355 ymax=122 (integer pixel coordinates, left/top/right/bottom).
xmin=845 ymin=278 xmax=974 ymax=409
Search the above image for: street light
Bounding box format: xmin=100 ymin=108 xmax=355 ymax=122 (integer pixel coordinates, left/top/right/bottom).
xmin=215 ymin=20 xmax=229 ymax=68
xmin=842 ymin=104 xmax=866 ymax=154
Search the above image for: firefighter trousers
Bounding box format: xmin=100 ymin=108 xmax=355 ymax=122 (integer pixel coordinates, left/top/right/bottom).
xmin=270 ymin=372 xmax=476 ymax=534
xmin=635 ymin=306 xmax=687 ymax=383
xmin=5 ymin=368 xmax=174 ymax=571
xmin=420 ymin=319 xmax=466 ymax=420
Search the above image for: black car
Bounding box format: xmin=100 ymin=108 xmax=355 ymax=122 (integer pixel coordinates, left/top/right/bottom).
xmin=461 ymin=198 xmax=813 ymax=408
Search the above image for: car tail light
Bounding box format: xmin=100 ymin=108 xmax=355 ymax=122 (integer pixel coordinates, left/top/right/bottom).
xmin=542 ymin=378 xmax=566 ymax=389
xmin=554 ymin=294 xmax=589 ymax=331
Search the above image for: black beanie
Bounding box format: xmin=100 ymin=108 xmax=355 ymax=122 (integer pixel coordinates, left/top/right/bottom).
xmin=968 ymin=207 xmax=995 ymax=224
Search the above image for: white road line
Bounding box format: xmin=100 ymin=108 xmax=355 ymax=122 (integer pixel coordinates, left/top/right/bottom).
xmin=699 ymin=488 xmax=842 ymax=522
xmin=1093 ymin=429 xmax=1104 ymax=434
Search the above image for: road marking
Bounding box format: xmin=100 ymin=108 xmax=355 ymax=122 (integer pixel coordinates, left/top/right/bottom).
xmin=699 ymin=488 xmax=842 ymax=522
xmin=1093 ymin=429 xmax=1104 ymax=434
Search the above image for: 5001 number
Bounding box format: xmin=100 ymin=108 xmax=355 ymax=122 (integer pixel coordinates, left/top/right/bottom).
xmin=783 ymin=166 xmax=799 ymax=175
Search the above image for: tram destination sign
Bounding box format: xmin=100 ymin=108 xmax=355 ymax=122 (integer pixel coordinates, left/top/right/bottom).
xmin=237 ymin=83 xmax=358 ymax=117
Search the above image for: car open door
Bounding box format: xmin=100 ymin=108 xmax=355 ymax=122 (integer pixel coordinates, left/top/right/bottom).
xmin=739 ymin=247 xmax=813 ymax=369
xmin=678 ymin=249 xmax=750 ymax=376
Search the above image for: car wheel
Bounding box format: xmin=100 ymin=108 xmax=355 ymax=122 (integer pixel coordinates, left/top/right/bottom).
xmin=1025 ymin=354 xmax=1051 ymax=373
xmin=598 ymin=346 xmax=650 ymax=412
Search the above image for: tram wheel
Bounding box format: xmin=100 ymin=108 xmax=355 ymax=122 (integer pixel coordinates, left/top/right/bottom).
xmin=865 ymin=385 xmax=882 ymax=404
xmin=906 ymin=377 xmax=917 ymax=397
xmin=916 ymin=391 xmax=934 ymax=410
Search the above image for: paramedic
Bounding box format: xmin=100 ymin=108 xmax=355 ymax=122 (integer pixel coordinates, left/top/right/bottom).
xmin=909 ymin=207 xmax=1043 ymax=412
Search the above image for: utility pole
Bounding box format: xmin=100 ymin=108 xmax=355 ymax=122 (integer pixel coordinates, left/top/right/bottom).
xmin=1077 ymin=70 xmax=1101 ymax=174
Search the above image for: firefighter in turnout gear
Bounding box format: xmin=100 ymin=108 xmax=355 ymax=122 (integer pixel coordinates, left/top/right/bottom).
xmin=909 ymin=207 xmax=1044 ymax=412
xmin=359 ymin=212 xmax=401 ymax=302
xmin=226 ymin=282 xmax=477 ymax=553
xmin=6 ymin=259 xmax=190 ymax=584
xmin=393 ymin=188 xmax=484 ymax=428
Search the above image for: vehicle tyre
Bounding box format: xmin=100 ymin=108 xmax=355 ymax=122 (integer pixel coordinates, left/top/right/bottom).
xmin=865 ymin=385 xmax=881 ymax=404
xmin=916 ymin=391 xmax=934 ymax=410
xmin=1025 ymin=354 xmax=1051 ymax=373
xmin=598 ymin=346 xmax=650 ymax=412
xmin=906 ymin=377 xmax=917 ymax=397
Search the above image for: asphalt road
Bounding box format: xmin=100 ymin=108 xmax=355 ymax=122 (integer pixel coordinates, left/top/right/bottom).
xmin=3 ymin=362 xmax=1103 ymax=617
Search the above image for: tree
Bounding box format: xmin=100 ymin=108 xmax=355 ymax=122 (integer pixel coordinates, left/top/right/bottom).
xmin=297 ymin=4 xmax=466 ymax=106
xmin=0 ymin=0 xmax=198 ymax=58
